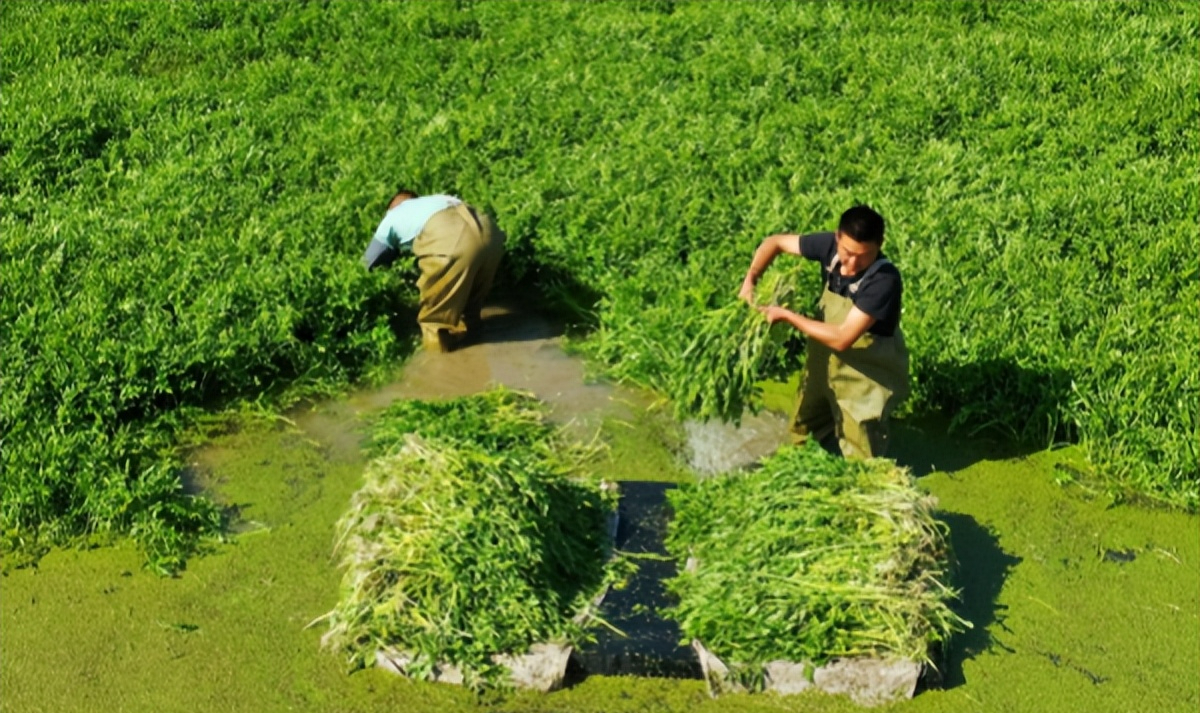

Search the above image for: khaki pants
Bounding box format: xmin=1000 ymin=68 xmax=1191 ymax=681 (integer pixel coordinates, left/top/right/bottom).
xmin=412 ymin=203 xmax=505 ymax=349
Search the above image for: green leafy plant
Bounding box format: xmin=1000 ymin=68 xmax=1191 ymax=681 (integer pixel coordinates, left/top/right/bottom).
xmin=668 ymin=266 xmax=800 ymax=424
xmin=316 ymin=390 xmax=627 ymax=691
xmin=664 ymin=443 xmax=970 ymax=673
xmin=1 ymin=1 xmax=1193 ymax=578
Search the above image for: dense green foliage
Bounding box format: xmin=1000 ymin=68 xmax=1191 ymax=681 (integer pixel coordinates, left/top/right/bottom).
xmin=363 ymin=387 xmax=560 ymax=457
xmin=664 ymin=444 xmax=969 ymax=674
xmin=669 ymin=267 xmax=798 ymax=424
xmin=318 ymin=390 xmax=620 ymax=690
xmin=2 ymin=1 xmax=1195 ymax=567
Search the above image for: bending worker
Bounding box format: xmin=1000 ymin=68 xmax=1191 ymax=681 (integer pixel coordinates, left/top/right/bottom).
xmin=363 ymin=189 xmax=505 ymax=352
xmin=739 ymin=205 xmax=909 ymax=459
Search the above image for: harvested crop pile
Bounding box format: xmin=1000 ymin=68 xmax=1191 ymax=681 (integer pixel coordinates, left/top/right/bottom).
xmin=669 ymin=267 xmax=800 ymax=424
xmin=316 ymin=388 xmax=624 ymax=690
xmin=663 ymin=444 xmax=969 ymax=678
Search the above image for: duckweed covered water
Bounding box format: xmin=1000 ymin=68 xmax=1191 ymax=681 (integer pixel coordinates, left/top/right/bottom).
xmin=2 ymin=329 xmax=1196 ymax=713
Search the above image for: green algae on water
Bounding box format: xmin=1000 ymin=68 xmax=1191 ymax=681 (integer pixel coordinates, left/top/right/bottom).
xmin=1 ymin=408 xmax=1197 ymax=713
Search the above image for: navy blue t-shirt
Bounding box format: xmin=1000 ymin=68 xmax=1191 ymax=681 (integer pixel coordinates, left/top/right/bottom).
xmin=799 ymin=232 xmax=902 ymax=337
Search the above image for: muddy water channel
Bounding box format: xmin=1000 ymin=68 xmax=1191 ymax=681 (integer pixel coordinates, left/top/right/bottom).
xmin=290 ymin=299 xmax=787 ymax=476
xmin=1 ymin=302 xmax=1197 ymax=713
xmin=293 ymin=300 xmax=644 ymax=451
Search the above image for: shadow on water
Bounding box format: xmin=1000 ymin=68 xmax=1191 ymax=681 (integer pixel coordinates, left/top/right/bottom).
xmin=889 ymin=411 xmax=1043 ymax=478
xmin=463 ymin=295 xmax=562 ymax=346
xmin=924 ymin=512 xmax=1022 ymax=691
xmin=906 ymin=357 xmax=1076 ymax=467
xmin=569 ymin=481 xmax=702 ymax=683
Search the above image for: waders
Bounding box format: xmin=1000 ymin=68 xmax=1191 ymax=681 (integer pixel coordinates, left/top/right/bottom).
xmin=790 ymin=259 xmax=910 ymax=459
xmin=412 ymin=203 xmax=505 ymax=351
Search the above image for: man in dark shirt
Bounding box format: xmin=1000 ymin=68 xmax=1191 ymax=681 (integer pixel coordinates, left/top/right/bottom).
xmin=738 ymin=205 xmax=910 ymax=459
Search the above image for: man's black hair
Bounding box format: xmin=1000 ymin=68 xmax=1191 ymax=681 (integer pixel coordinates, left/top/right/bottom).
xmin=838 ymin=205 xmax=885 ymax=245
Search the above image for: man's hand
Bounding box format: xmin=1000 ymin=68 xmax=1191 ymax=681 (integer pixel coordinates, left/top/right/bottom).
xmin=738 ymin=274 xmax=757 ymax=303
xmin=766 ymin=305 xmax=877 ymax=352
xmin=761 ymin=305 xmax=793 ymax=325
xmin=739 ymin=233 xmax=802 ymax=303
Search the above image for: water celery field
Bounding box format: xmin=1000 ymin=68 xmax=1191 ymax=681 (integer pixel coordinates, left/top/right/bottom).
xmin=0 ymin=1 xmax=1198 ymax=710
xmin=2 ymin=0 xmax=1197 ymax=567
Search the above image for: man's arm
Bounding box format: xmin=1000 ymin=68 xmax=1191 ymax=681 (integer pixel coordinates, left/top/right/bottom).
xmin=739 ymin=233 xmax=802 ymax=302
xmin=761 ymin=304 xmax=876 ymax=352
xmin=363 ymin=202 xmax=410 ymax=270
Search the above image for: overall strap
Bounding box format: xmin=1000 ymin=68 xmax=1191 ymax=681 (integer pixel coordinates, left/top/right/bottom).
xmin=827 ymin=254 xmax=893 ymax=295
xmin=849 ymin=257 xmax=892 ymax=296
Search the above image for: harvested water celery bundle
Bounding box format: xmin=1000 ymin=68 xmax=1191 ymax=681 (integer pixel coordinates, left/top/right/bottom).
xmin=663 ymin=444 xmax=969 ymax=680
xmin=316 ymin=389 xmax=625 ymax=691
xmin=669 ymin=267 xmax=800 ymax=424
xmin=362 ymin=386 xmax=570 ymax=458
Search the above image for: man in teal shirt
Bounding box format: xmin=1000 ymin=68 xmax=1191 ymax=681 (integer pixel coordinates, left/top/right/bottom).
xmin=364 ymin=189 xmax=505 ymax=352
